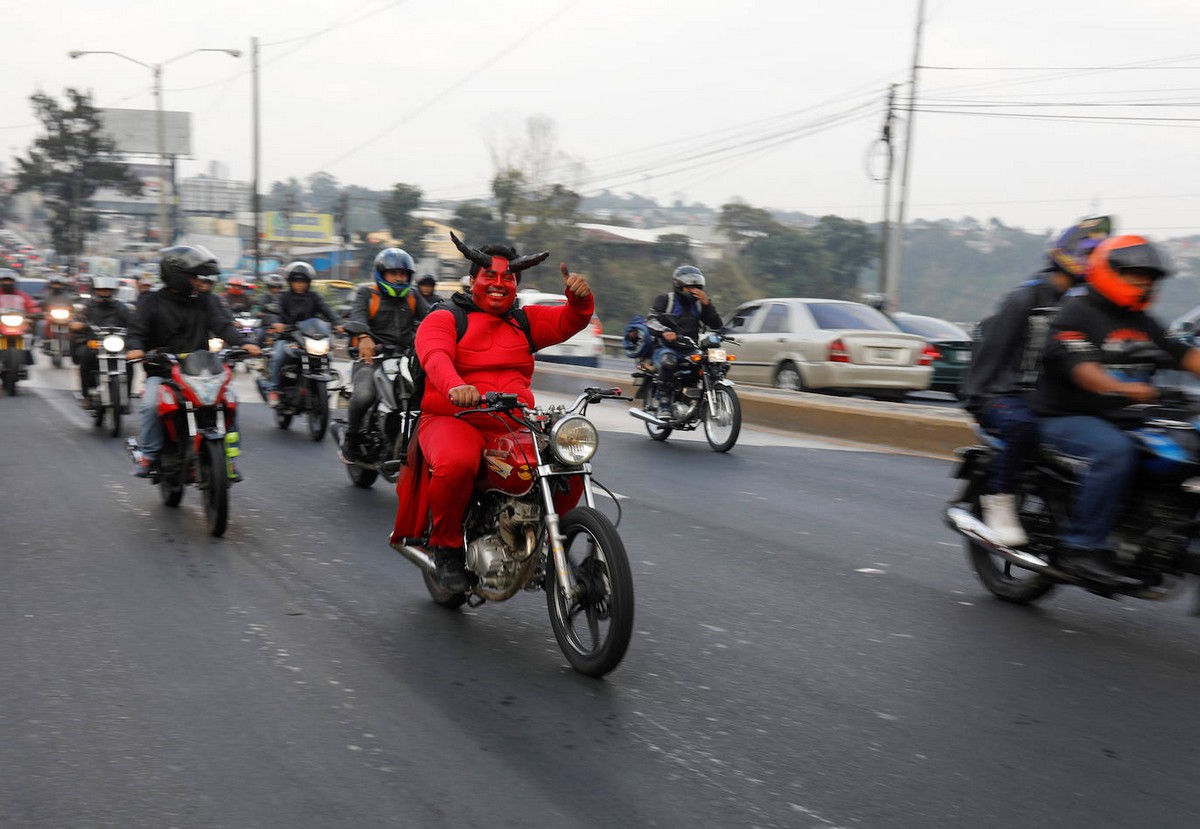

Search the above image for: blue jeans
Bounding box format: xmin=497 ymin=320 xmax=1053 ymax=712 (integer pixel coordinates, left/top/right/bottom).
xmin=977 ymin=396 xmax=1039 ymax=495
xmin=140 ymin=376 xmax=164 ymax=460
xmin=267 ymin=339 xmax=293 ymax=391
xmin=652 ymin=344 xmax=684 ymax=385
xmin=1038 ymin=415 xmax=1139 ymax=550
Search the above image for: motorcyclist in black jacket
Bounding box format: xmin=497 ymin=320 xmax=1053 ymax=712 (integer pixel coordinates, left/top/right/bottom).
xmin=70 ymin=275 xmax=132 ymax=405
xmin=127 ymin=245 xmax=262 ymax=477
xmin=343 ymin=248 xmax=429 ymax=459
xmin=263 ymin=261 xmax=342 ymax=406
xmin=962 ymin=217 xmax=1111 ymax=547
xmin=647 ymin=265 xmax=723 ymax=401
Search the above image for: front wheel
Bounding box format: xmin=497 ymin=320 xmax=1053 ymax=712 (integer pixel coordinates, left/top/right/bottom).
xmin=546 ymin=506 xmax=635 ymax=677
xmin=965 ymin=487 xmax=1058 ymax=604
xmin=307 ymin=381 xmax=329 ymax=442
xmin=4 ymin=349 xmax=21 ymax=395
xmin=108 ymin=377 xmax=123 ymax=437
xmin=200 ymin=439 xmax=230 ymax=537
xmin=703 ymin=385 xmax=741 ymax=452
xmin=274 ymin=407 xmax=293 ymax=430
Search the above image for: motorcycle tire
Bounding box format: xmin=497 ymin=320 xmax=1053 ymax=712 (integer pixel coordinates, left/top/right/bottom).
xmin=422 ymin=569 xmax=468 ymax=609
xmin=4 ymin=350 xmax=20 ymax=396
xmin=965 ymin=487 xmax=1058 ymax=605
xmin=51 ymin=353 xmax=63 ymax=369
xmin=703 ymin=386 xmax=741 ymax=453
xmin=546 ymin=506 xmax=635 ymax=678
xmin=347 ymin=461 xmax=378 ymax=489
xmin=308 ymin=382 xmax=329 ymax=442
xmin=200 ymin=439 xmax=229 ymax=537
xmin=92 ymin=394 xmax=105 ymax=429
xmin=275 ymin=408 xmax=293 ymax=430
xmin=160 ymin=456 xmax=185 ymax=508
xmin=640 ymin=383 xmax=671 ymax=442
xmin=109 ymin=377 xmax=123 ymax=437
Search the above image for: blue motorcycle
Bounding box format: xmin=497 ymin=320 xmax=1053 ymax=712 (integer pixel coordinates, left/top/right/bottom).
xmin=945 ymin=375 xmax=1200 ymax=608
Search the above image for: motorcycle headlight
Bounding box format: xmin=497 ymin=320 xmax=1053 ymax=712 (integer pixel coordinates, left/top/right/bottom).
xmin=102 ymin=335 xmax=125 ymax=353
xmin=208 ymin=337 xmax=225 ymax=352
xmin=0 ymin=314 xmax=23 ymax=327
xmin=706 ymin=348 xmax=728 ymax=362
xmin=49 ymin=308 xmax=71 ymax=321
xmin=304 ymin=336 xmax=330 ymax=356
xmin=182 ymin=372 xmax=225 ymax=407
xmin=549 ymin=414 xmax=598 ymax=465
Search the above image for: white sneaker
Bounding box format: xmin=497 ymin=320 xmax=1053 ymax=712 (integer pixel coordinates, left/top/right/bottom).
xmin=980 ymin=493 xmax=1029 ymax=548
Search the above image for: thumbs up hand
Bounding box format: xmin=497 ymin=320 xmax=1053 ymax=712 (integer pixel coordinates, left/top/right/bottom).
xmin=561 ymin=262 xmax=591 ymax=298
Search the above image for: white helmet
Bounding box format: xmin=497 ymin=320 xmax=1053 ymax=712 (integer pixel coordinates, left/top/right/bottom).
xmin=92 ymin=276 xmax=119 ymax=291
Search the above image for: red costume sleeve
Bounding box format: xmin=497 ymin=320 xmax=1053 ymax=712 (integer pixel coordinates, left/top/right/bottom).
xmin=524 ymin=290 xmax=593 ymax=350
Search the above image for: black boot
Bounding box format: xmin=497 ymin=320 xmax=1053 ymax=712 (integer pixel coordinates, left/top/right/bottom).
xmin=431 ymin=546 xmax=470 ymax=593
xmin=1056 ymin=546 xmax=1139 ymax=588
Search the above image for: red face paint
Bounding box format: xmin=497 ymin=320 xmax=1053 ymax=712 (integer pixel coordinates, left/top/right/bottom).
xmin=471 ymin=256 xmax=518 ymax=314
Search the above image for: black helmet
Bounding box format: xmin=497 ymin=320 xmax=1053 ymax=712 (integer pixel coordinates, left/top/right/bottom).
xmin=417 ymin=273 xmax=437 ymax=287
xmin=373 ymin=248 xmax=415 ymax=278
xmin=672 ymin=264 xmax=705 ymax=292
xmin=160 ymin=245 xmax=220 ymax=294
xmin=262 ymin=273 xmax=285 ymax=289
xmin=285 ymin=261 xmax=316 ymax=283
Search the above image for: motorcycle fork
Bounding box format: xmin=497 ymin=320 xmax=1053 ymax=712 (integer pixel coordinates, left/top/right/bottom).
xmin=539 ymin=472 xmax=584 ymax=601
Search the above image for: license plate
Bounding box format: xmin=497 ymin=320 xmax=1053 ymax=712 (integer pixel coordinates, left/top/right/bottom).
xmin=706 ymin=348 xmax=727 ymax=362
xmin=957 ymin=351 xmax=971 ymax=363
xmin=870 ymin=347 xmax=899 ymax=363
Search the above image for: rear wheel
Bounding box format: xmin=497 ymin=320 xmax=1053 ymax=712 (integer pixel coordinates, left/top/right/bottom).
xmin=966 ymin=486 xmax=1058 ymax=604
xmin=347 ymin=461 xmax=378 ymax=488
xmin=159 ymin=451 xmax=184 ymax=508
xmin=774 ymin=361 xmax=804 ymax=391
xmin=640 ymin=381 xmax=672 ymax=442
xmin=200 ymin=439 xmax=229 ymax=537
xmin=546 ymin=506 xmax=635 ymax=677
xmin=423 ymin=569 xmax=468 ymax=609
xmin=307 ymin=381 xmax=329 ymax=441
xmin=108 ymin=377 xmax=123 ymax=437
xmin=703 ymin=386 xmax=741 ymax=453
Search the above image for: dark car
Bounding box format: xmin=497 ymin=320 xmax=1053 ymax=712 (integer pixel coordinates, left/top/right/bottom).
xmin=891 ymin=312 xmax=973 ymax=398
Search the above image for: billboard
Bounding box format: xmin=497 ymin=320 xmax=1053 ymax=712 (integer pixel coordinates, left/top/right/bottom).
xmin=264 ymin=212 xmax=335 ymax=243
xmin=99 ymin=108 xmax=192 ymax=156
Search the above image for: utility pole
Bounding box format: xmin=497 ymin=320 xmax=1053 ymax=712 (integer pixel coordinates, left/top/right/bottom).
xmin=251 ymin=36 xmax=261 ymax=279
xmin=885 ymin=0 xmax=926 ymax=309
xmin=877 ymin=84 xmax=898 ymax=295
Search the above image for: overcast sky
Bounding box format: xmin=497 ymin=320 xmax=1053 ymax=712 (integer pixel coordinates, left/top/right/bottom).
xmin=5 ymin=0 xmax=1200 ymax=238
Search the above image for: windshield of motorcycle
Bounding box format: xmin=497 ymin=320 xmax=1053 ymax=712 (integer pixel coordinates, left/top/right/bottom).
xmin=178 ymin=350 xmax=228 ymax=406
xmin=297 ymin=318 xmax=331 ymax=339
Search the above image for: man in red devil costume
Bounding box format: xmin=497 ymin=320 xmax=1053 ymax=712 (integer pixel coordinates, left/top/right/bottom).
xmin=391 ymin=233 xmax=594 ymax=592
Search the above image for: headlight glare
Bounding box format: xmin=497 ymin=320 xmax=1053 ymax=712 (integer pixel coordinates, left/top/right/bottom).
xmin=102 ymin=335 xmax=125 ymax=353
xmin=0 ymin=314 xmax=23 ymax=327
xmin=304 ymin=336 xmax=330 ymax=356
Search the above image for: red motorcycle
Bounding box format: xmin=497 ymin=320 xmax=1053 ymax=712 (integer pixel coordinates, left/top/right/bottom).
xmin=393 ymin=388 xmax=635 ymax=677
xmin=127 ymin=348 xmax=247 ymax=536
xmin=0 ymin=295 xmax=32 ymax=396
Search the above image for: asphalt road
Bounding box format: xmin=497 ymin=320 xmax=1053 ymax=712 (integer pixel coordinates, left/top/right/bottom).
xmin=4 ymin=362 xmax=1200 ymax=828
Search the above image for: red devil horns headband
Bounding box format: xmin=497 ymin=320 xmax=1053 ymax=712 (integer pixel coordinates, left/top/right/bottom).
xmin=449 ymin=231 xmax=549 ymax=273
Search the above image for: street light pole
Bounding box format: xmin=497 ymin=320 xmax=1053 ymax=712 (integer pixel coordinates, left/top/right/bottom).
xmin=68 ymin=47 xmax=241 ymax=248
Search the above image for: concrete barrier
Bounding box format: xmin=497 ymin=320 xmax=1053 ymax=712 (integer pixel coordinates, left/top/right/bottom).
xmin=530 ymin=363 xmax=977 ymax=458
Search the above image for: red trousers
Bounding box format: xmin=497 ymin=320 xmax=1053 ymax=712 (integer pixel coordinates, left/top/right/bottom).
xmin=417 ymin=414 xmax=498 ymax=548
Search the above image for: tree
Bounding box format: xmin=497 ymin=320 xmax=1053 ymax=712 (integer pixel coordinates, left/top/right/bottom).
xmin=451 ymin=203 xmax=508 ymax=246
xmin=810 ymin=215 xmax=877 ymax=298
xmin=715 ymin=201 xmax=780 ymax=242
xmin=13 ymin=88 xmax=142 ymax=266
xmin=491 ymin=168 xmax=525 ymax=227
xmin=378 ymin=182 xmax=425 ymax=259
xmin=305 ymin=171 xmax=341 ymax=213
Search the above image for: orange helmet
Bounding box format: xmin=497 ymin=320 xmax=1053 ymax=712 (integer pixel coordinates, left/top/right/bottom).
xmin=227 ymin=276 xmax=246 ymax=295
xmin=1086 ymin=235 xmax=1171 ymax=311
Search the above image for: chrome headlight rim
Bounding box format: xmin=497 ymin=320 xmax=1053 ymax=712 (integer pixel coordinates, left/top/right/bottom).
xmin=549 ymin=414 xmax=599 ymax=465
xmin=101 ymin=335 xmax=125 ymax=353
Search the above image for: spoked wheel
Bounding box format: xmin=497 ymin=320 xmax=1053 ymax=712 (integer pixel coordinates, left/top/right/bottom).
xmin=423 ymin=569 xmax=469 ymax=609
xmin=307 ymin=382 xmax=329 ymax=442
xmin=108 ymin=377 xmax=123 ymax=437
xmin=546 ymin=506 xmax=634 ymax=677
xmin=640 ymin=382 xmax=672 ymax=442
xmin=199 ymin=439 xmax=230 ymax=536
xmin=966 ymin=487 xmax=1058 ymax=604
xmin=703 ymin=386 xmax=741 ymax=453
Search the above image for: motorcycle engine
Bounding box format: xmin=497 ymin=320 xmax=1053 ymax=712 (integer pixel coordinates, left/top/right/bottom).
xmin=465 ymin=497 xmax=542 ymax=590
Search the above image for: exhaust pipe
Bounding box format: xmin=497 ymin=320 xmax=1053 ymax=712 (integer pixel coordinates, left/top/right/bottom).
xmin=944 ymin=505 xmax=1058 ymax=575
xmin=390 ymin=542 xmax=436 ymax=573
xmin=629 ymin=407 xmax=671 ymax=428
